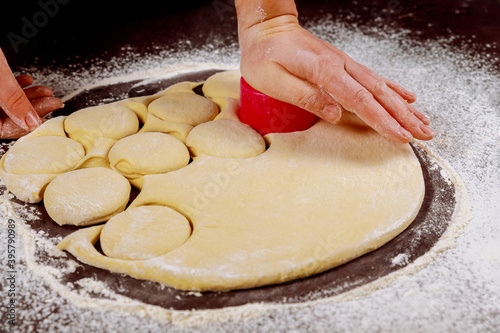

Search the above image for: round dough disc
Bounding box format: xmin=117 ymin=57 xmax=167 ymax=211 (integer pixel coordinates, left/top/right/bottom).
xmin=100 ymin=205 xmax=192 ymax=260
xmin=44 ymin=167 xmax=131 ymax=226
xmin=109 ymin=132 xmax=190 ymax=178
xmin=148 ymin=92 xmax=218 ymax=126
xmin=64 ymin=103 xmax=139 ymax=144
xmin=3 ymin=136 xmax=85 ymax=174
xmin=186 ymin=119 xmax=266 ymax=158
xmin=202 ymin=70 xmax=241 ymax=99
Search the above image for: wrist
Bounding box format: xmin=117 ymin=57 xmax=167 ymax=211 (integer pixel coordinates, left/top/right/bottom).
xmin=235 ymin=0 xmax=298 ymax=31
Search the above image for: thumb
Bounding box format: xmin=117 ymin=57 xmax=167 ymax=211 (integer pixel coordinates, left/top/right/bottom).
xmin=0 ymin=49 xmax=41 ymax=131
xmin=246 ymin=64 xmax=343 ymax=124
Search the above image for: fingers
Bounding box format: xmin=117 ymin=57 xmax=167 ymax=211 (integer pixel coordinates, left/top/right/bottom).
xmin=24 ymin=85 xmax=54 ymax=100
xmin=383 ymin=78 xmax=417 ymax=103
xmin=280 ymin=74 xmax=343 ymax=124
xmin=15 ymin=74 xmax=34 ymax=88
xmin=0 ymin=117 xmax=48 ymax=140
xmin=19 ymin=83 xmax=62 ymax=117
xmin=0 ymin=49 xmax=42 ymax=131
xmin=355 ymin=63 xmax=418 ymax=103
xmin=407 ymin=103 xmax=431 ymax=125
xmin=322 ymin=67 xmax=414 ymax=143
xmin=0 ymin=117 xmax=29 ymax=139
xmin=0 ymin=96 xmax=62 ymax=139
xmin=248 ymin=62 xmax=343 ymax=124
xmin=31 ymin=96 xmax=64 ymax=117
xmin=0 ymin=92 xmax=62 ymax=123
xmin=344 ymin=61 xmax=434 ymax=141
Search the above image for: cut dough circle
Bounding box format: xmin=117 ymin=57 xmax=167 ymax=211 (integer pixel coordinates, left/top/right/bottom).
xmin=64 ymin=103 xmax=139 ymax=148
xmin=3 ymin=136 xmax=84 ymax=174
xmin=148 ymin=92 xmax=218 ymax=126
xmin=186 ymin=119 xmax=266 ymax=158
xmin=100 ymin=205 xmax=192 ymax=260
xmin=202 ymin=70 xmax=241 ymax=99
xmin=109 ymin=132 xmax=190 ymax=178
xmin=44 ymin=167 xmax=131 ymax=226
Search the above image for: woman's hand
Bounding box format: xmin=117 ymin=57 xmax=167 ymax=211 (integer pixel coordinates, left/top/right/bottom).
xmin=237 ymin=11 xmax=434 ymax=143
xmin=0 ymin=49 xmax=63 ymax=139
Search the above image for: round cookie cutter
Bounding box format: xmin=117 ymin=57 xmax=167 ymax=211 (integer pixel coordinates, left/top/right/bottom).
xmin=239 ymin=77 xmax=318 ymax=135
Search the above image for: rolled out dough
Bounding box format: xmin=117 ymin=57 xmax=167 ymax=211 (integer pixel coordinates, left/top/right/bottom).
xmin=0 ymin=70 xmax=425 ymax=291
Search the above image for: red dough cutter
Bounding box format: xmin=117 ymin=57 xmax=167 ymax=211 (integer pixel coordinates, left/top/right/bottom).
xmin=239 ymin=78 xmax=317 ymax=135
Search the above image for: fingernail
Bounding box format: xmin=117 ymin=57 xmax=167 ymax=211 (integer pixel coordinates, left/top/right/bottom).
xmin=323 ymin=104 xmax=342 ymax=123
xmin=399 ymin=128 xmax=413 ymax=141
xmin=420 ymin=123 xmax=435 ymax=138
xmin=421 ymin=114 xmax=431 ymax=125
xmin=25 ymin=112 xmax=42 ymax=131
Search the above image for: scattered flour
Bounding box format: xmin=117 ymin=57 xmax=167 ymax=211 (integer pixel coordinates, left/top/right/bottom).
xmin=391 ymin=253 xmax=410 ymax=266
xmin=1 ymin=16 xmax=499 ymax=333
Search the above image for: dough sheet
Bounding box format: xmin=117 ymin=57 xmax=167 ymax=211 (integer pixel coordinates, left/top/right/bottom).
xmin=0 ymin=70 xmax=424 ymax=291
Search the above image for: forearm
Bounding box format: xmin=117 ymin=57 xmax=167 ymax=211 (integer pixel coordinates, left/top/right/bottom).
xmin=234 ymin=0 xmax=298 ymax=31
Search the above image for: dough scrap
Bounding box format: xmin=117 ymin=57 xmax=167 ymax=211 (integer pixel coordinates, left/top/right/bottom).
xmin=186 ymin=119 xmax=266 ymax=158
xmin=139 ymin=113 xmax=193 ymax=143
xmin=109 ymin=132 xmax=190 ymax=179
xmin=100 ymin=205 xmax=192 ymax=260
xmin=44 ymin=167 xmax=131 ymax=226
xmin=212 ymin=97 xmax=241 ymax=122
xmin=76 ymin=137 xmax=117 ymax=169
xmin=148 ymin=92 xmax=218 ymax=126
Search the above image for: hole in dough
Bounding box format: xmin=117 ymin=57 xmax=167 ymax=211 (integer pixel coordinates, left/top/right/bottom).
xmin=44 ymin=167 xmax=131 ymax=226
xmin=100 ymin=205 xmax=192 ymax=260
xmin=147 ymin=92 xmax=218 ymax=126
xmin=108 ymin=132 xmax=190 ymax=178
xmin=3 ymin=136 xmax=85 ymax=174
xmin=186 ymin=119 xmax=266 ymax=158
